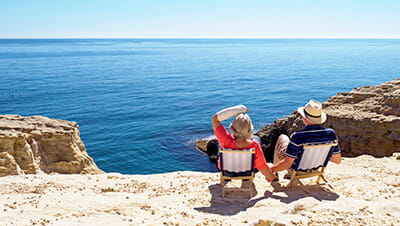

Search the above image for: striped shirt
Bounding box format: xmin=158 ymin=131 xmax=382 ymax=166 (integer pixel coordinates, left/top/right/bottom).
xmin=285 ymin=125 xmax=341 ymax=159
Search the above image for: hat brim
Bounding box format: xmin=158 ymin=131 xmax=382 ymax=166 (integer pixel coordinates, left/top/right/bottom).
xmin=297 ymin=107 xmax=327 ymax=124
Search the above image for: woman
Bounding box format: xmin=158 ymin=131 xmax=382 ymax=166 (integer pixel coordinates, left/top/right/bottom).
xmin=212 ymin=105 xmax=277 ymax=182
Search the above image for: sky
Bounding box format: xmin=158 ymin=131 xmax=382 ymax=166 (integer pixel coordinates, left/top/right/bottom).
xmin=0 ymin=0 xmax=399 ymax=38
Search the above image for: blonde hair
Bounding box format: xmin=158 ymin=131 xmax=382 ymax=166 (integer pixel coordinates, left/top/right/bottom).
xmin=229 ymin=113 xmax=254 ymax=139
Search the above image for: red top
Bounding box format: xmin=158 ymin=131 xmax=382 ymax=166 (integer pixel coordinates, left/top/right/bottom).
xmin=214 ymin=125 xmax=268 ymax=170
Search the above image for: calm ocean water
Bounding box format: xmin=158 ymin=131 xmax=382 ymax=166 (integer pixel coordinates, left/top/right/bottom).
xmin=0 ymin=39 xmax=399 ymax=174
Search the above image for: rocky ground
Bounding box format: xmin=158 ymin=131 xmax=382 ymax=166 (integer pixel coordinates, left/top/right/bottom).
xmin=1 ymin=154 xmax=399 ymax=226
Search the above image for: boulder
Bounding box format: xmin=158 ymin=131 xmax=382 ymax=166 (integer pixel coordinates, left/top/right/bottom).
xmin=0 ymin=115 xmax=103 ymax=176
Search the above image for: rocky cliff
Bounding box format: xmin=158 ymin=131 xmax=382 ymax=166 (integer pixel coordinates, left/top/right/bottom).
xmin=256 ymin=79 xmax=400 ymax=160
xmin=0 ymin=115 xmax=103 ymax=176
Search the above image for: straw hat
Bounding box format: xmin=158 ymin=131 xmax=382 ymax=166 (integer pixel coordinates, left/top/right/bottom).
xmin=297 ymin=100 xmax=327 ymax=124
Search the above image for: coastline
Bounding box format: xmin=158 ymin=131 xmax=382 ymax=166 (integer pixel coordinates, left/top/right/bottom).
xmin=1 ymin=154 xmax=399 ymax=225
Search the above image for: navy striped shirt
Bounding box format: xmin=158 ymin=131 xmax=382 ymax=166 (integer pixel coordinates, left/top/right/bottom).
xmin=285 ymin=125 xmax=341 ymax=159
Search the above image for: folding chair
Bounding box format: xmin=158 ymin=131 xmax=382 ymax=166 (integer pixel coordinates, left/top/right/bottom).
xmin=287 ymin=141 xmax=338 ymax=189
xmin=219 ymin=148 xmax=255 ymax=197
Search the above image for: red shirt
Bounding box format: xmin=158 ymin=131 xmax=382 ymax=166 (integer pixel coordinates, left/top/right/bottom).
xmin=214 ymin=125 xmax=268 ymax=170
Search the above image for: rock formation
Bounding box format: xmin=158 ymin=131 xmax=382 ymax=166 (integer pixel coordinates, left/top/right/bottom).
xmin=0 ymin=115 xmax=103 ymax=176
xmin=256 ymin=79 xmax=400 ymax=159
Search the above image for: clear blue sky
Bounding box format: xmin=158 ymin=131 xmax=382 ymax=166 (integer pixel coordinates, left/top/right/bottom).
xmin=1 ymin=0 xmax=399 ymax=38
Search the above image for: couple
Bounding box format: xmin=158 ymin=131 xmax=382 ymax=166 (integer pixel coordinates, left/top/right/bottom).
xmin=212 ymin=100 xmax=342 ymax=183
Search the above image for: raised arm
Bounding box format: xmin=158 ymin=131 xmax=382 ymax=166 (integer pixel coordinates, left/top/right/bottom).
xmin=212 ymin=114 xmax=222 ymax=130
xmin=212 ymin=105 xmax=248 ymax=130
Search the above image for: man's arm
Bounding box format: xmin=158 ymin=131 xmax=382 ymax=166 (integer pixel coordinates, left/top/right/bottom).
xmin=270 ymin=156 xmax=295 ymax=172
xmin=329 ymin=153 xmax=341 ymax=164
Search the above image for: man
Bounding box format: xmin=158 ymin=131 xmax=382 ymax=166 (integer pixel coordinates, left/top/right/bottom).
xmin=270 ymin=100 xmax=341 ymax=174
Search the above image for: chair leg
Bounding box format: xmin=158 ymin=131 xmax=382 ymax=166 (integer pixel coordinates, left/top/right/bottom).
xmin=220 ymin=173 xmax=225 ymax=197
xmin=288 ymin=178 xmax=296 ymax=188
xmin=316 ymin=174 xmax=322 ymax=184
xmin=320 ymin=174 xmax=328 ymax=183
xmin=250 ymin=178 xmax=254 ymax=197
xmin=221 ymin=180 xmax=225 ymax=197
xmin=287 ymin=179 xmax=294 ymax=188
xmin=316 ymin=168 xmax=326 ymax=184
xmin=320 ymin=174 xmax=334 ymax=189
xmin=287 ymin=171 xmax=298 ymax=188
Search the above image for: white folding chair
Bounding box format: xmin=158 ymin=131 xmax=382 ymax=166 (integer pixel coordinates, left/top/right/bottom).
xmin=219 ymin=148 xmax=255 ymax=197
xmin=287 ymin=141 xmax=338 ymax=188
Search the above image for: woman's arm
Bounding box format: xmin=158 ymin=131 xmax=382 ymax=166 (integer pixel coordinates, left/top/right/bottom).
xmin=212 ymin=114 xmax=222 ymax=130
xmin=259 ymin=167 xmax=277 ymax=182
xmin=212 ymin=105 xmax=248 ymax=130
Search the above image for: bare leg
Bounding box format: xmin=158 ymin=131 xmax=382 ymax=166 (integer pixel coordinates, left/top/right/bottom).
xmin=273 ymin=134 xmax=290 ymax=164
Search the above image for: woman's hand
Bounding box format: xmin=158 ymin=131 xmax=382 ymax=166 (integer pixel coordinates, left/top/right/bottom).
xmin=259 ymin=167 xmax=277 ymax=183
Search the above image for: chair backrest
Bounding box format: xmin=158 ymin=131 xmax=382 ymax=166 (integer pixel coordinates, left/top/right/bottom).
xmin=219 ymin=148 xmax=255 ymax=173
xmin=292 ymin=141 xmax=338 ymax=171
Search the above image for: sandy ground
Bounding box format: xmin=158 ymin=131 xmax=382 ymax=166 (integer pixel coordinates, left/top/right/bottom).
xmin=1 ymin=154 xmax=399 ymax=226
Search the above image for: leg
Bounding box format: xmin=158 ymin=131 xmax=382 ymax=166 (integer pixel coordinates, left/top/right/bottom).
xmin=273 ymin=134 xmax=290 ymax=164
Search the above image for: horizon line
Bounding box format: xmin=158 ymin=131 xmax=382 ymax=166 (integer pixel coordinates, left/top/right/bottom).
xmin=1 ymin=36 xmax=400 ymax=39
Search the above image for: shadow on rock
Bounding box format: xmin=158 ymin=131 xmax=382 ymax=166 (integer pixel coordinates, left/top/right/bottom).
xmin=194 ymin=183 xmax=266 ymax=216
xmin=266 ymin=182 xmax=340 ymax=204
xmin=194 ymin=182 xmax=339 ymax=216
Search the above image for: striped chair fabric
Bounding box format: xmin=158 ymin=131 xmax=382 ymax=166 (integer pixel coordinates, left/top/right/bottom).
xmin=295 ymin=142 xmax=335 ymax=171
xmin=219 ymin=148 xmax=255 ymax=197
xmin=288 ymin=141 xmax=338 ymax=188
xmin=220 ymin=148 xmax=254 ymax=173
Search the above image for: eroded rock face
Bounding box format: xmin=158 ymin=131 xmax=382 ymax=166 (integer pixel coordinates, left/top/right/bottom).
xmin=0 ymin=115 xmax=103 ymax=176
xmin=256 ymin=79 xmax=400 ymax=158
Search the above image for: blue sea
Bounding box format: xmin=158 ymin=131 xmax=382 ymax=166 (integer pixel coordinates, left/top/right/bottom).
xmin=0 ymin=39 xmax=399 ymax=174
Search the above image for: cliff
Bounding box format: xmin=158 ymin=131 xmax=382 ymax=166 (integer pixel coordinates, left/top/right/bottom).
xmin=1 ymin=154 xmax=399 ymax=225
xmin=256 ymin=79 xmax=400 ymax=160
xmin=0 ymin=115 xmax=103 ymax=176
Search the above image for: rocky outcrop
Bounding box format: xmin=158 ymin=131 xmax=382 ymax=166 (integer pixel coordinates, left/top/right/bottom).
xmin=255 ymin=112 xmax=304 ymax=162
xmin=256 ymin=79 xmax=400 ymax=159
xmin=0 ymin=115 xmax=103 ymax=176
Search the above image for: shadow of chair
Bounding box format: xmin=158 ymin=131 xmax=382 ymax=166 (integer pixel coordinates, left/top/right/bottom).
xmin=267 ymin=182 xmax=340 ymax=204
xmin=194 ymin=180 xmax=340 ymax=216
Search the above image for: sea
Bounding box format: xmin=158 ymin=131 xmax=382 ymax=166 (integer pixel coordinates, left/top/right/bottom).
xmin=0 ymin=39 xmax=399 ymax=174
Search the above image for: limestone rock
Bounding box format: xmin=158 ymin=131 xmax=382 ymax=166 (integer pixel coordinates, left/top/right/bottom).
xmin=196 ymin=140 xmax=208 ymax=153
xmin=256 ymin=79 xmax=400 ymax=158
xmin=0 ymin=115 xmax=103 ymax=176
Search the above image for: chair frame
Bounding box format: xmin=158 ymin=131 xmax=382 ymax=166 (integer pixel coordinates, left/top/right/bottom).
xmin=287 ymin=142 xmax=338 ymax=189
xmin=219 ymin=148 xmax=255 ymax=197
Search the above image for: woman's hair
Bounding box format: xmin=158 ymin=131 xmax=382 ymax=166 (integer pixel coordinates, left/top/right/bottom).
xmin=229 ymin=113 xmax=254 ymax=139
